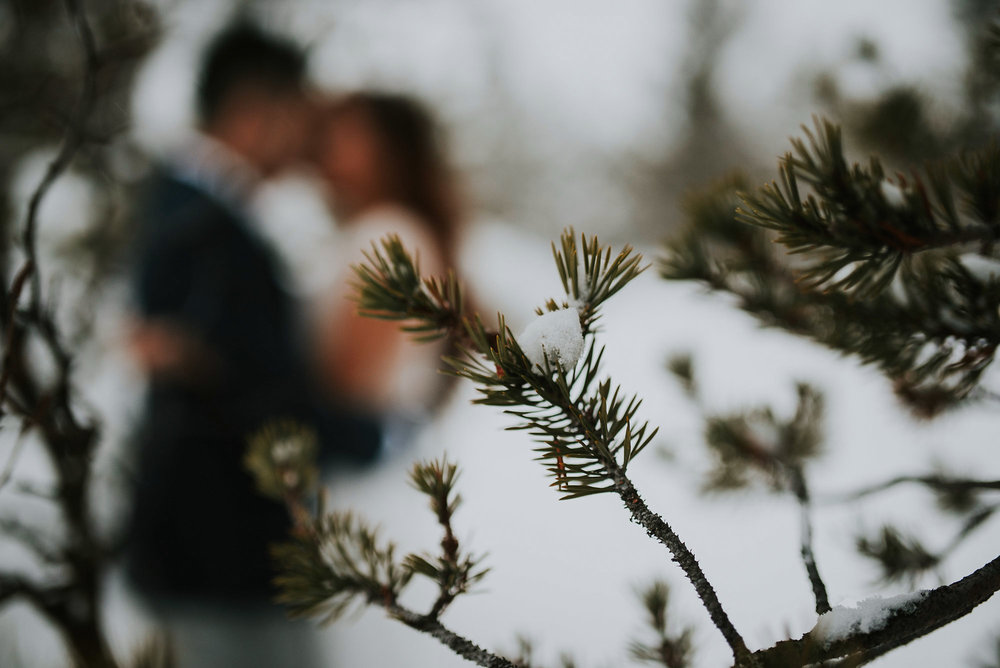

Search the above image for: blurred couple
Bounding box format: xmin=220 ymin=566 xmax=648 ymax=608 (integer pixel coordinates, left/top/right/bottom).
xmin=125 ymin=22 xmax=462 ymax=667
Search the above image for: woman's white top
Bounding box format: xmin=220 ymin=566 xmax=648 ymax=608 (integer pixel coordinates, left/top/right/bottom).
xmin=317 ymin=203 xmax=448 ymax=416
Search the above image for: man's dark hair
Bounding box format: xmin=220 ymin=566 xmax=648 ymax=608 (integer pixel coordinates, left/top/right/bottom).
xmin=196 ymin=23 xmax=306 ymax=125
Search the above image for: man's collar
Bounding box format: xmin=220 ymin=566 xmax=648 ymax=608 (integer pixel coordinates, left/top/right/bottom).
xmin=168 ymin=133 xmax=261 ymax=211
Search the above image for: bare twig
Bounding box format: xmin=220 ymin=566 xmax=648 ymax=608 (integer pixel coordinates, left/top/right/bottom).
xmin=827 ymin=475 xmax=1000 ymax=503
xmin=0 ymin=2 xmax=115 ymax=666
xmin=609 ymin=462 xmax=755 ymax=666
xmin=387 ymin=602 xmax=517 ymax=668
xmin=0 ymin=423 xmax=30 ymax=496
xmin=788 ymin=466 xmax=831 ymax=615
xmin=940 ymin=504 xmax=998 ymax=559
xmin=0 ymin=516 xmax=63 ymax=563
xmin=11 ymin=479 xmax=57 ymax=500
xmin=18 ymin=0 xmax=98 ymax=316
xmin=0 ymin=573 xmax=56 ymax=612
xmin=0 ymin=260 xmax=34 ymax=406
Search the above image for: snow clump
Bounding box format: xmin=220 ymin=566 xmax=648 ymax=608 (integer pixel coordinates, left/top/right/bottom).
xmin=879 ymin=179 xmax=907 ymax=208
xmin=518 ymin=307 xmax=585 ymax=371
xmin=813 ymin=591 xmax=929 ymax=644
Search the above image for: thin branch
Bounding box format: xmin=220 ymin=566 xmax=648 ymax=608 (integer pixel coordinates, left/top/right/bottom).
xmin=428 ymin=507 xmax=461 ymax=619
xmin=0 ymin=516 xmax=63 ymax=563
xmin=0 ymin=573 xmax=62 ymax=616
xmin=387 ymin=602 xmax=517 ymax=668
xmin=610 ymin=464 xmax=755 ymax=666
xmin=750 ymin=552 xmax=1000 ymax=667
xmin=520 ymin=380 xmax=750 ymax=663
xmin=0 ymin=262 xmax=34 ymax=406
xmin=0 ymin=424 xmax=30 ymax=496
xmin=827 ymin=475 xmax=1000 ymax=503
xmin=19 ymin=0 xmax=98 ymax=315
xmin=940 ymin=504 xmax=998 ymax=559
xmin=11 ymin=479 xmax=57 ymax=500
xmin=788 ymin=466 xmax=831 ymax=615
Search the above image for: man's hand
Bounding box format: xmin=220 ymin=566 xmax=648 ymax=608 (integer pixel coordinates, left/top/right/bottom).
xmin=128 ymin=319 xmax=221 ymax=384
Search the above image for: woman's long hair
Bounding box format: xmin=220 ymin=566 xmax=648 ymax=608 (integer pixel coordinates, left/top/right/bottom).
xmin=329 ymin=92 xmax=463 ymax=264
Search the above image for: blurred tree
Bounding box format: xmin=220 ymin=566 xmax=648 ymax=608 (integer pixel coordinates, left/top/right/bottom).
xmin=0 ymin=0 xmax=159 ymax=666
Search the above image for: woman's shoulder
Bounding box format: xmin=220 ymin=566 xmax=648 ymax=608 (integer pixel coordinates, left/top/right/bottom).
xmin=350 ymin=203 xmax=429 ymax=236
xmin=346 ymin=204 xmax=445 ymax=269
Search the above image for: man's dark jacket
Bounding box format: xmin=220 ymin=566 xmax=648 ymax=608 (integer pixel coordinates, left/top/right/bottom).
xmin=126 ymin=168 xmax=377 ymax=606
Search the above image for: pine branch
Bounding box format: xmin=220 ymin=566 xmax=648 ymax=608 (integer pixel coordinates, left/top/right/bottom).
xmin=549 ymin=231 xmax=646 ymax=333
xmin=749 ymin=552 xmax=1000 ymax=667
xmin=406 ymin=457 xmax=489 ymax=619
xmin=352 ymin=235 xmax=466 ymax=342
xmin=387 ymin=602 xmax=518 ymax=668
xmin=352 ymin=230 xmax=758 ymax=664
xmin=254 ymin=444 xmax=506 ymax=665
xmin=662 ymin=176 xmax=1000 ymax=415
xmin=738 ymin=118 xmax=999 ymax=298
xmin=404 ymin=458 xmax=489 ymax=619
xmin=597 ymin=457 xmax=751 ymax=664
xmin=454 ymin=331 xmax=750 ymax=661
xmin=271 ymin=511 xmax=411 ymax=624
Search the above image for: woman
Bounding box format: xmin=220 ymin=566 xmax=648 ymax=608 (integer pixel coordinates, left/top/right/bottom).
xmin=311 ymin=92 xmax=463 ymax=422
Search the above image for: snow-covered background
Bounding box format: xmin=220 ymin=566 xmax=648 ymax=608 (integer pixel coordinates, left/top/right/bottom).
xmin=2 ymin=0 xmax=999 ymax=666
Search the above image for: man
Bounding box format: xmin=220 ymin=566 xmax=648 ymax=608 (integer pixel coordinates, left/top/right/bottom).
xmin=126 ymin=23 xmax=378 ymax=626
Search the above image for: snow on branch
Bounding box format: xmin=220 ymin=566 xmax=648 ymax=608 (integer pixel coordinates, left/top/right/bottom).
xmin=752 ymin=553 xmax=1000 ymax=667
xmin=348 ymin=229 xmax=755 ymax=665
xmin=812 ymin=592 xmax=929 ymax=644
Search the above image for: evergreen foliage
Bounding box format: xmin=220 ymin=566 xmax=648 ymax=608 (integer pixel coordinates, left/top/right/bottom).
xmin=244 ymin=421 xmax=319 ymax=502
xmin=506 ymin=637 xmax=578 ymax=668
xmin=357 ymin=231 xmax=655 ymax=500
xmin=248 ymin=450 xmax=495 ymax=660
xmin=700 ymin=382 xmax=823 ymax=494
xmin=272 ymin=511 xmax=412 ymax=623
xmin=662 ymin=121 xmax=1000 ymax=416
xmin=855 ymin=526 xmax=942 ymax=586
xmin=628 ymin=581 xmax=695 ymax=668
xmin=260 ymin=232 xmax=763 ymax=666
xmin=404 ymin=457 xmax=490 ymax=618
xmin=353 ymin=235 xmax=466 ymax=342
xmin=274 ymin=213 xmax=1000 ymax=667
